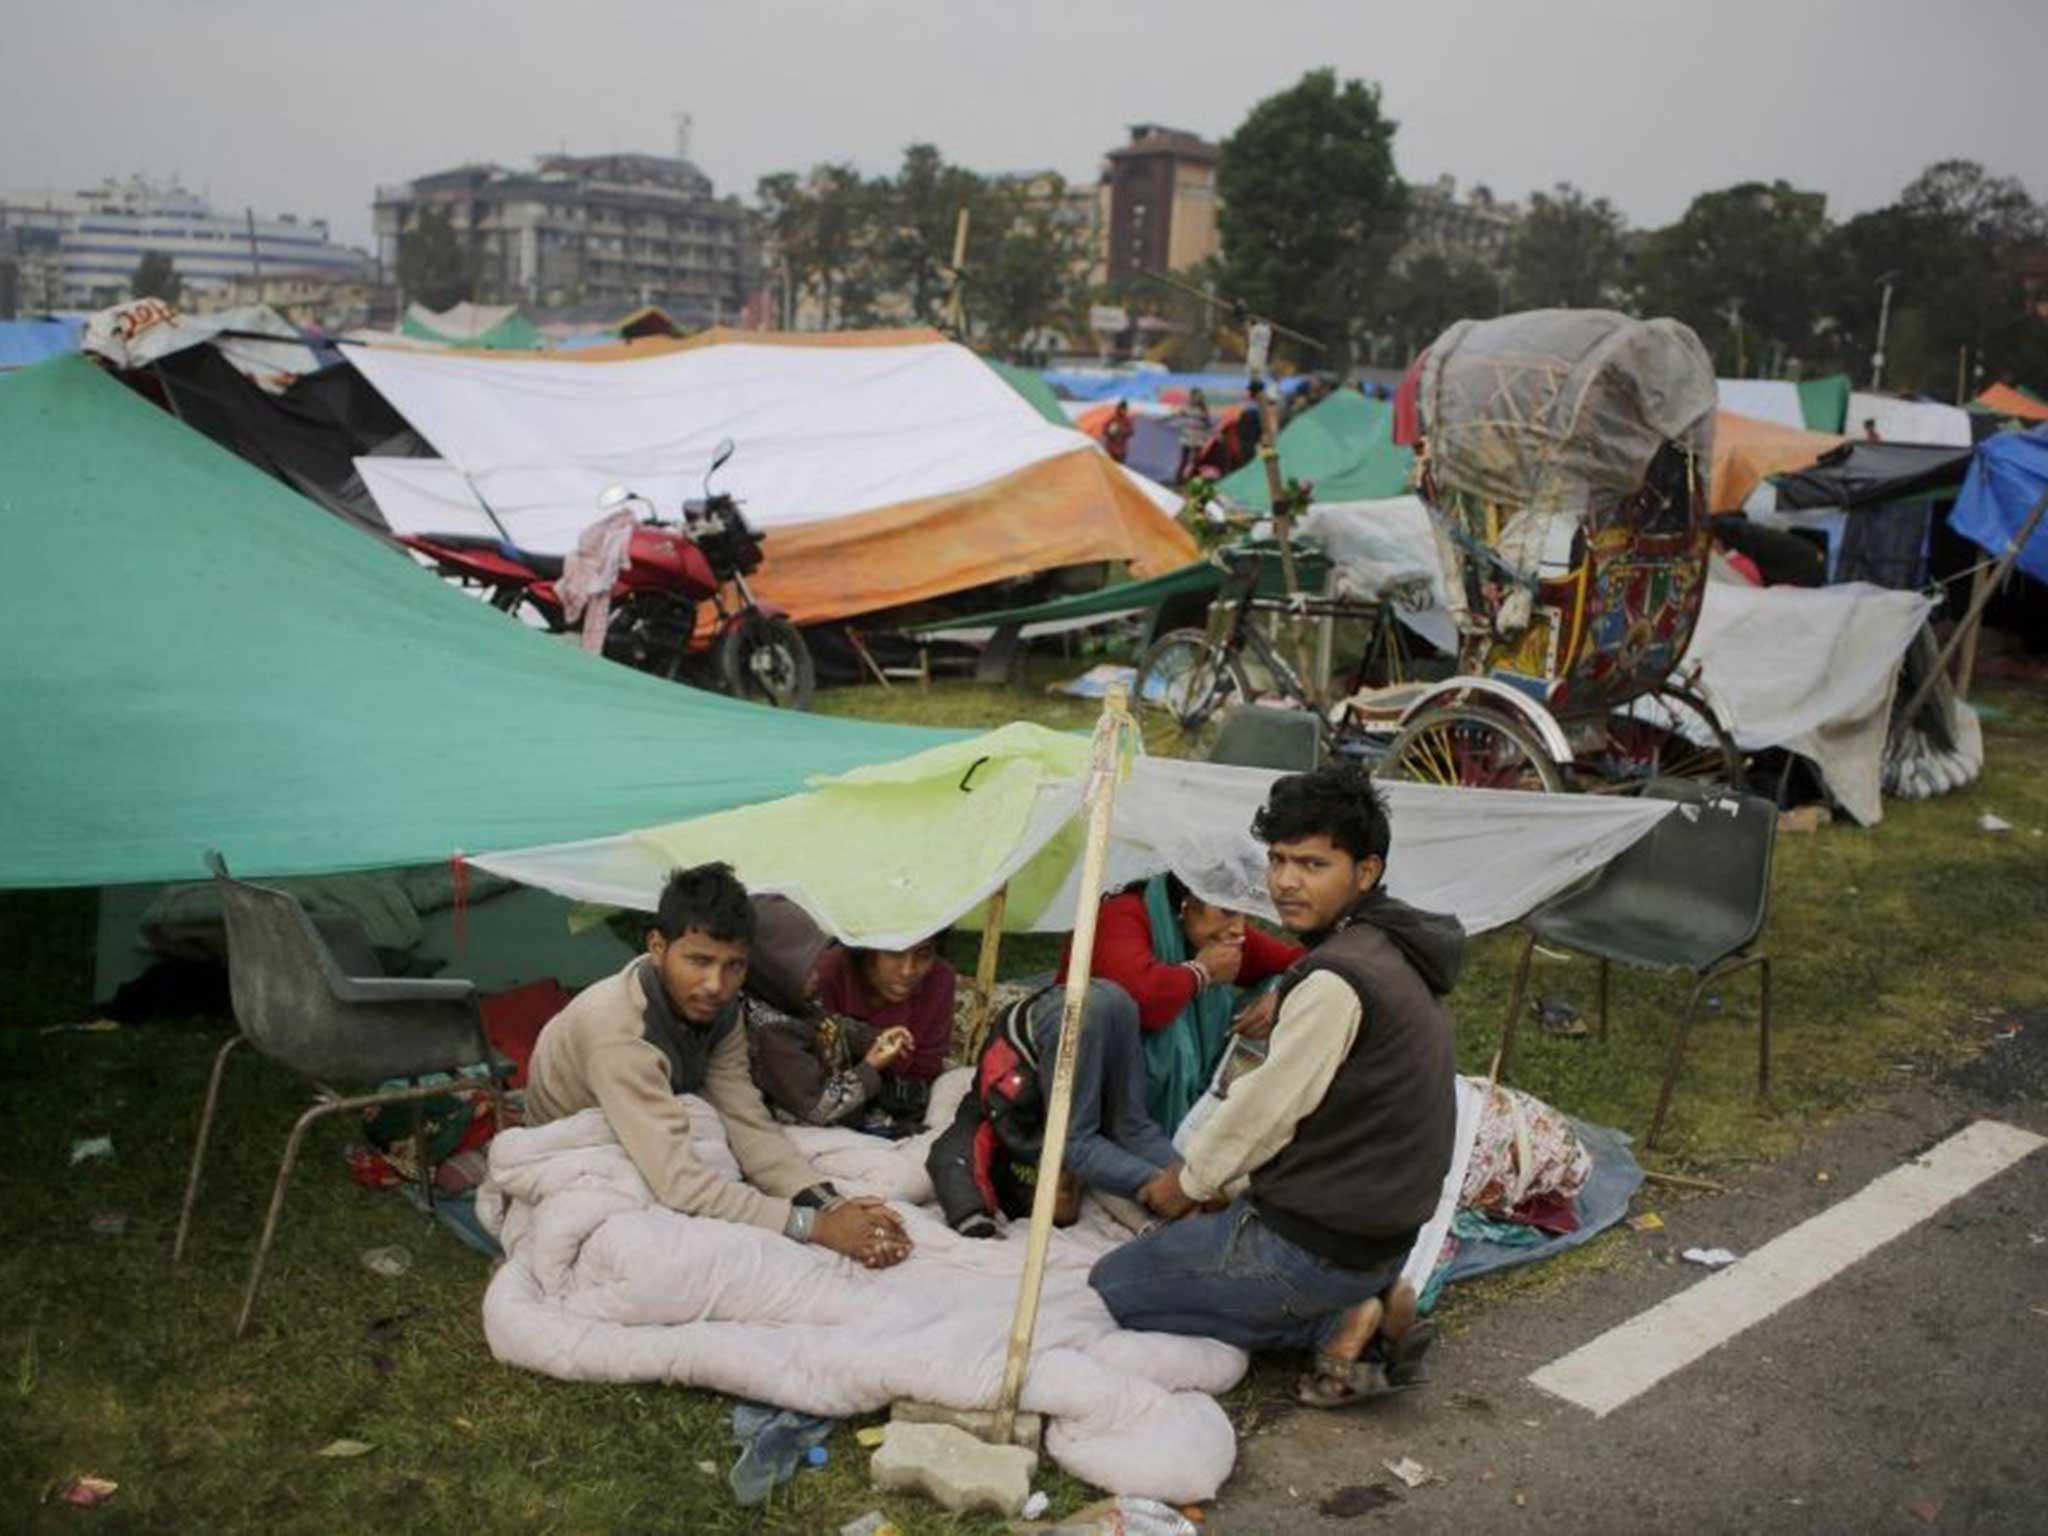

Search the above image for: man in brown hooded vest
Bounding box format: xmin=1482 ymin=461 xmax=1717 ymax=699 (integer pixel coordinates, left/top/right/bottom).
xmin=1089 ymin=762 xmax=1463 ymax=1403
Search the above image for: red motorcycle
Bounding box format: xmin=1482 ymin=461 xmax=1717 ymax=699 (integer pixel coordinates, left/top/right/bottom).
xmin=400 ymin=440 xmax=815 ymax=709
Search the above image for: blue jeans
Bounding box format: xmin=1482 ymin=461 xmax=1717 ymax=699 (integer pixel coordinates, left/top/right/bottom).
xmin=1089 ymin=1196 xmax=1406 ymax=1352
xmin=1028 ymin=980 xmax=1178 ymax=1200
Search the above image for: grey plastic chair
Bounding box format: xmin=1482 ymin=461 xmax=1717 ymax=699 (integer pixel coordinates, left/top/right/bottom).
xmin=173 ymin=853 xmax=507 ymax=1336
xmin=1496 ymin=783 xmax=1777 ymax=1151
xmin=1208 ymin=704 xmax=1324 ymax=771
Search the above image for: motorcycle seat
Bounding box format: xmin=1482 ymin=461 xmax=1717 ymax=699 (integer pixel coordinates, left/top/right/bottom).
xmin=420 ymin=531 xmax=564 ymax=580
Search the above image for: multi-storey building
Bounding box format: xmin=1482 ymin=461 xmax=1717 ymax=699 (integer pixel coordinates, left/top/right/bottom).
xmin=2 ymin=178 xmax=367 ymax=309
xmin=372 ymin=150 xmax=750 ymax=329
xmin=1402 ymin=175 xmax=1522 ymax=266
xmin=1102 ymin=125 xmax=1221 ymax=285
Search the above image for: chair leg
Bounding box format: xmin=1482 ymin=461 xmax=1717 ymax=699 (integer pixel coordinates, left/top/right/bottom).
xmin=1597 ymin=958 xmax=1611 ymax=1043
xmin=236 ymin=1097 xmax=346 ymax=1339
xmin=1647 ymin=973 xmax=1713 ymax=1153
xmin=173 ymin=1035 xmax=242 ymax=1266
xmin=1756 ymin=956 xmax=1773 ymax=1099
xmin=1496 ymin=931 xmax=1538 ymax=1084
xmin=233 ymin=1079 xmax=462 ymax=1339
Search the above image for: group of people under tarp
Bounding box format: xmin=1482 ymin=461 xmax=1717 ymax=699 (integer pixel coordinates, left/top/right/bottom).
xmin=517 ymin=760 xmax=1490 ymax=1408
xmin=1101 ymin=376 xmax=1343 ymax=489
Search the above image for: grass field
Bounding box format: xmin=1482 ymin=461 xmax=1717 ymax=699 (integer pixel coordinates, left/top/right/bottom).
xmin=4 ymin=666 xmax=2044 ymax=1533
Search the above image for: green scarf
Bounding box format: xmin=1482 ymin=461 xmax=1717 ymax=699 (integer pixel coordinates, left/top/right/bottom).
xmin=1139 ymin=875 xmax=1240 ymax=1133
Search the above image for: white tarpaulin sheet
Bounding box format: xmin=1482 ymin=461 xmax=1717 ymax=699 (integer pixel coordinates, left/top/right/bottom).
xmin=1846 ymin=391 xmax=1974 ymax=447
xmin=473 ymin=759 xmax=1677 ymax=947
xmin=347 ymin=338 xmax=1178 ymax=552
xmin=1716 ymin=379 xmax=1804 ymax=429
xmin=81 ymin=300 xmax=320 ymax=389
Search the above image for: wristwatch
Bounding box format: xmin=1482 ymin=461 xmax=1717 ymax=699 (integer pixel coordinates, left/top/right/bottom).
xmin=784 ymin=1204 xmax=817 ymax=1243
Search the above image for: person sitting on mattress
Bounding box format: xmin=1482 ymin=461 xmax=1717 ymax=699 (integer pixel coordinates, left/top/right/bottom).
xmin=1079 ymin=873 xmax=1304 ymax=1135
xmin=524 ymin=863 xmax=910 ymax=1268
xmin=1088 ymin=762 xmax=1463 ymax=1406
xmin=743 ymin=895 xmax=932 ymax=1138
xmin=814 ymin=931 xmax=958 ymax=1098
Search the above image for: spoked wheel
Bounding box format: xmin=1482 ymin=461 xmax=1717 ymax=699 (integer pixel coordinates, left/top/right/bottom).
xmin=1133 ymin=628 xmax=1251 ymax=759
xmin=1377 ymin=704 xmax=1565 ymax=792
xmin=717 ymin=613 xmax=815 ymax=710
xmin=1581 ymin=684 xmax=1744 ymax=793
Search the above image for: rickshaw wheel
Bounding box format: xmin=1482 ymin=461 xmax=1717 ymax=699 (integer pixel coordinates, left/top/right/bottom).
xmin=1378 ymin=704 xmax=1564 ymax=792
xmin=1133 ymin=628 xmax=1252 ymax=760
xmin=1580 ymin=684 xmax=1744 ymax=794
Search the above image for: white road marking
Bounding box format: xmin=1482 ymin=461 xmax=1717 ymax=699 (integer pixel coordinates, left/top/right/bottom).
xmin=1528 ymin=1119 xmax=2047 ymax=1417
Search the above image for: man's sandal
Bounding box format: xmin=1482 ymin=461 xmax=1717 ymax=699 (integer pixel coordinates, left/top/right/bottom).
xmin=1381 ymin=1320 xmax=1438 ymax=1388
xmin=1296 ymin=1351 xmax=1400 ymax=1408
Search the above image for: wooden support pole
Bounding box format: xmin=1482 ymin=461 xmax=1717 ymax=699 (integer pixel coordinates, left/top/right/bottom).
xmin=966 ymin=884 xmax=1010 ymax=1059
xmin=991 ymin=688 xmax=1129 ymax=1443
xmin=1953 ymin=563 xmax=1994 ymax=702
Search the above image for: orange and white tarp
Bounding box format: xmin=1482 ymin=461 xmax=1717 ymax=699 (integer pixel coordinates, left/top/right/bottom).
xmin=349 ymin=330 xmax=1193 ymax=624
xmin=1973 ymin=383 xmax=2048 ymax=424
xmin=1710 ymin=410 xmax=1844 ymax=513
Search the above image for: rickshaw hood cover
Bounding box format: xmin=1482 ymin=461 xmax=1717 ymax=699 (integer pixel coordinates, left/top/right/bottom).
xmin=1418 ymin=309 xmax=1717 ymax=514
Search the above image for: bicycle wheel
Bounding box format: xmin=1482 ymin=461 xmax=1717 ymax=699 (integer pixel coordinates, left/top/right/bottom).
xmin=1377 ymin=704 xmax=1564 ymax=792
xmin=1133 ymin=628 xmax=1251 ymax=759
xmin=1582 ymin=684 xmax=1744 ymax=793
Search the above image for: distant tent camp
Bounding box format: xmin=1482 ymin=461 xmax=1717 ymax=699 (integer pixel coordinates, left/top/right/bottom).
xmin=1216 ymin=388 xmax=1414 ymax=510
xmin=0 ymin=355 xmax=955 ymax=889
xmin=1715 ymin=375 xmax=1850 ymax=437
xmin=0 ymin=315 xmax=81 ymax=372
xmin=1710 ymin=412 xmax=1846 ymax=512
xmin=1950 ymin=425 xmax=2048 ymax=586
xmin=345 ymin=327 xmax=1196 ymax=625
xmin=401 ymin=302 xmax=546 ymax=351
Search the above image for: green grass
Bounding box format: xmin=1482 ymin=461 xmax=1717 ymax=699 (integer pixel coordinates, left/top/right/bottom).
xmin=4 ymin=669 xmax=2044 ymax=1531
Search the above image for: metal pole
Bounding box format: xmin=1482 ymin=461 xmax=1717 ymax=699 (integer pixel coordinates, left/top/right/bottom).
xmin=1871 ymin=278 xmax=1895 ymax=391
xmin=991 ymin=690 xmax=1128 ymax=1443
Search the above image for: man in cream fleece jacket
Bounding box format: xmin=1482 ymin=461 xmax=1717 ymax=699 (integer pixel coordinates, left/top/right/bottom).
xmin=525 ymin=863 xmax=910 ymax=1269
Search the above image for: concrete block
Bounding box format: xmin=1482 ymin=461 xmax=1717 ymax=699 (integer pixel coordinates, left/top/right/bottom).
xmin=890 ymin=1398 xmax=1044 ymax=1451
xmin=870 ymin=1421 xmax=1038 ymax=1517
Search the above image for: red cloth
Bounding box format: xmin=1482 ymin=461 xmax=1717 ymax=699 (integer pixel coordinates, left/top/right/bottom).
xmin=480 ymin=977 xmax=575 ymax=1090
xmin=1056 ymin=890 xmax=1304 ymax=1031
xmin=813 ymin=948 xmax=958 ymax=1081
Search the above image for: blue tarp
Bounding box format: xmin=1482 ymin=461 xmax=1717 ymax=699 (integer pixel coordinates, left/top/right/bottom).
xmin=1949 ymin=425 xmax=2048 ymax=585
xmin=0 ymin=316 xmax=82 ymax=371
xmin=1044 ymin=368 xmax=1313 ymax=404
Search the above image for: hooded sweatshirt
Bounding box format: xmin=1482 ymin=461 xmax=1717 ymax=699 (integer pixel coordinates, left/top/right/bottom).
xmin=1178 ymin=886 xmax=1465 ymax=1269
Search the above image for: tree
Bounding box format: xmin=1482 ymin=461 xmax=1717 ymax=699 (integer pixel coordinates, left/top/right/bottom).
xmin=873 ymin=143 xmax=991 ymax=325
xmin=972 ymin=177 xmax=1095 ymax=361
xmin=1217 ymin=68 xmax=1408 ymax=371
xmin=1635 ymin=180 xmax=1832 ymax=374
xmin=1377 ymin=251 xmax=1501 ymax=366
xmin=397 ymin=206 xmax=473 ymax=311
xmin=757 ymin=165 xmax=884 ymax=329
xmin=1504 ymin=183 xmax=1627 ymax=311
xmin=131 ymin=250 xmax=183 ymax=306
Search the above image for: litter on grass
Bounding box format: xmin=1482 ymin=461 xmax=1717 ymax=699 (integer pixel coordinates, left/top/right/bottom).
xmin=1682 ymin=1247 xmax=1740 ymax=1267
xmin=68 ymin=1136 xmax=113 ymax=1166
xmin=316 ymin=1439 xmax=375 ymax=1458
xmin=1383 ymin=1457 xmax=1436 ymax=1489
xmin=54 ymin=1476 xmax=118 ymax=1507
xmin=359 ymin=1246 xmax=412 ymax=1278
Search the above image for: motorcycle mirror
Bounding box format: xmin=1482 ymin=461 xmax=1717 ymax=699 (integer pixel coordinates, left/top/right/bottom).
xmin=705 ymin=437 xmax=736 ymax=492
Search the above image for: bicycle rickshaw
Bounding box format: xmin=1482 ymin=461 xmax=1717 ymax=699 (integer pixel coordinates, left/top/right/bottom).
xmin=1135 ymin=309 xmax=1744 ymax=792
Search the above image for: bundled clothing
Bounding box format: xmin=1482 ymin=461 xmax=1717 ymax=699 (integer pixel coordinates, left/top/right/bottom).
xmin=524 ymin=957 xmax=825 ymax=1233
xmin=1091 ymin=887 xmax=1466 ymax=1349
xmin=1061 ymin=881 xmax=1302 ymax=1131
xmin=928 ymin=980 xmax=1178 ymax=1234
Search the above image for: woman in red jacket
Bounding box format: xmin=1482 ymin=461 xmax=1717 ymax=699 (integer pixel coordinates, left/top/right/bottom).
xmin=1059 ymin=873 xmax=1304 ymax=1133
xmin=813 ymin=937 xmax=958 ymax=1085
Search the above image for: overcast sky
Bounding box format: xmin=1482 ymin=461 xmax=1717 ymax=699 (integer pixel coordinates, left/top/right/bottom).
xmin=7 ymin=0 xmax=2045 ymax=250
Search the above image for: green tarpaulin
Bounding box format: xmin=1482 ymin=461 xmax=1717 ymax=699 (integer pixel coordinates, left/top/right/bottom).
xmin=904 ymin=558 xmax=1220 ymax=635
xmin=985 ymin=359 xmax=1069 ymax=426
xmin=1796 ymin=374 xmax=1851 ymax=435
xmin=400 ymin=310 xmax=547 ymax=351
xmin=1217 ymin=388 xmax=1414 ymax=510
xmin=0 ymin=357 xmax=956 ymax=889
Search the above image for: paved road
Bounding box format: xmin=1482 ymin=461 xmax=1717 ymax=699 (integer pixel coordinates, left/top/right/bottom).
xmin=1212 ymin=1019 xmax=2048 ymax=1535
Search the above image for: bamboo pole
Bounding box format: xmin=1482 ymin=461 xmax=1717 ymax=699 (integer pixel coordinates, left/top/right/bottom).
xmin=1255 ymin=386 xmax=1321 ymax=708
xmin=991 ymin=689 xmax=1130 ymax=1443
xmin=966 ymin=884 xmax=1010 ymax=1059
xmin=1896 ymin=484 xmax=2048 ymax=730
xmin=1953 ymin=563 xmax=1994 ymax=702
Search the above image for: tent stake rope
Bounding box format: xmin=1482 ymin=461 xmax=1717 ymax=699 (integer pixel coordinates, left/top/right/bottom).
xmin=991 ymin=687 xmax=1131 ymax=1444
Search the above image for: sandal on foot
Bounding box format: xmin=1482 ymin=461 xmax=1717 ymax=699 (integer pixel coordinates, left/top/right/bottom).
xmin=1296 ymin=1351 xmax=1395 ymax=1408
xmin=1381 ymin=1320 xmax=1438 ymax=1388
